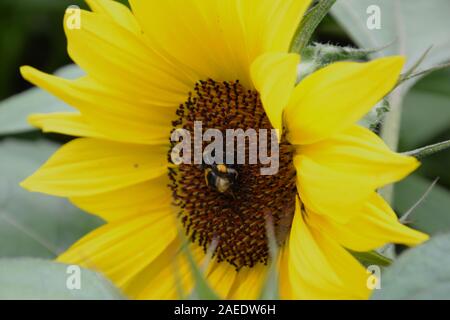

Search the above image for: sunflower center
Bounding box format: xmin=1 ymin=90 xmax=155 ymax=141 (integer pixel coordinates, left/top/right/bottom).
xmin=168 ymin=79 xmax=297 ymax=269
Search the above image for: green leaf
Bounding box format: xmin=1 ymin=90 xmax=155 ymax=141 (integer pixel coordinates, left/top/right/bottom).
xmin=400 ymin=69 xmax=450 ymax=150
xmin=258 ymin=263 xmax=279 ymax=300
xmin=395 ymin=174 xmax=450 ymax=235
xmin=0 ymin=65 xmax=83 ymax=136
xmin=350 ymin=250 xmax=392 ymax=268
xmin=0 ymin=139 xmax=104 ymax=259
xmin=371 ymin=234 xmax=450 ymax=300
xmin=0 ymin=258 xmax=123 ymax=300
xmin=258 ymin=218 xmax=280 ymax=300
xmin=331 ymin=0 xmax=450 ymax=91
xmin=181 ymin=240 xmax=220 ymax=300
xmin=1 ymin=0 xmax=84 ymax=11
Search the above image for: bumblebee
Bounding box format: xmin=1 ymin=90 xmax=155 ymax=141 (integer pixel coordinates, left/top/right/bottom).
xmin=204 ymin=164 xmax=238 ymax=194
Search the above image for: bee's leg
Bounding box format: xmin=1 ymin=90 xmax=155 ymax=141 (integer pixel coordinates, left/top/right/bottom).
xmin=204 ymin=168 xmax=212 ymax=187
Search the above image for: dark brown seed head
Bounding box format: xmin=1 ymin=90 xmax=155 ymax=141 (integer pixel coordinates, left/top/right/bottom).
xmin=168 ymin=79 xmax=297 ymax=269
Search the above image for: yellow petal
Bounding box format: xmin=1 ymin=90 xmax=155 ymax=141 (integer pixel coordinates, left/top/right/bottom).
xmin=228 ymin=264 xmax=268 ymax=300
xmin=21 ymin=138 xmax=168 ymax=197
xmin=299 ymin=125 xmax=420 ymax=189
xmin=310 ymin=193 xmax=429 ymax=252
xmin=85 ymin=0 xmax=141 ymax=34
xmin=288 ymin=202 xmax=370 ymax=299
xmin=278 ymin=246 xmax=293 ymax=299
xmin=129 ymin=0 xmax=311 ymax=87
xmin=251 ymin=52 xmax=300 ymax=135
xmin=21 ymin=67 xmax=173 ymax=145
xmin=238 ymin=0 xmax=312 ymax=65
xmin=256 ymin=0 xmax=312 ymax=52
xmin=206 ymin=261 xmax=238 ymax=299
xmin=122 ymin=239 xmax=180 ymax=299
xmin=64 ymin=9 xmax=190 ymax=99
xmin=130 ymin=0 xmax=243 ymax=84
xmin=295 ymin=155 xmax=374 ymax=223
xmin=57 ymin=208 xmax=177 ymax=287
xmin=286 ymin=57 xmax=405 ymax=144
xmin=28 ymin=112 xmax=106 ymax=139
xmin=127 ymin=242 xmax=206 ymax=299
xmin=71 ymin=176 xmax=172 ymax=222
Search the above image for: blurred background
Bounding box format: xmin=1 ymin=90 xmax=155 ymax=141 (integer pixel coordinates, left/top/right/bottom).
xmin=0 ymin=1 xmax=449 ymax=244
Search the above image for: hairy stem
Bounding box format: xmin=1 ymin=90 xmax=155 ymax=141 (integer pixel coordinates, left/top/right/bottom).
xmin=404 ymin=140 xmax=450 ymax=159
xmin=290 ymin=0 xmax=337 ymax=54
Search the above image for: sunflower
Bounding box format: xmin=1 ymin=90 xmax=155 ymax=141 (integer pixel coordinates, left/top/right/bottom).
xmin=20 ymin=0 xmax=428 ymax=300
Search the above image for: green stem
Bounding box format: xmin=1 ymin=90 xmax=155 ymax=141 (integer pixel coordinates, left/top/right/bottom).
xmin=290 ymin=0 xmax=337 ymax=54
xmin=404 ymin=140 xmax=450 ymax=159
xmin=379 ymin=88 xmax=405 ymax=203
xmin=381 ymin=88 xmax=405 ymax=151
xmin=401 ymin=62 xmax=450 ymax=84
